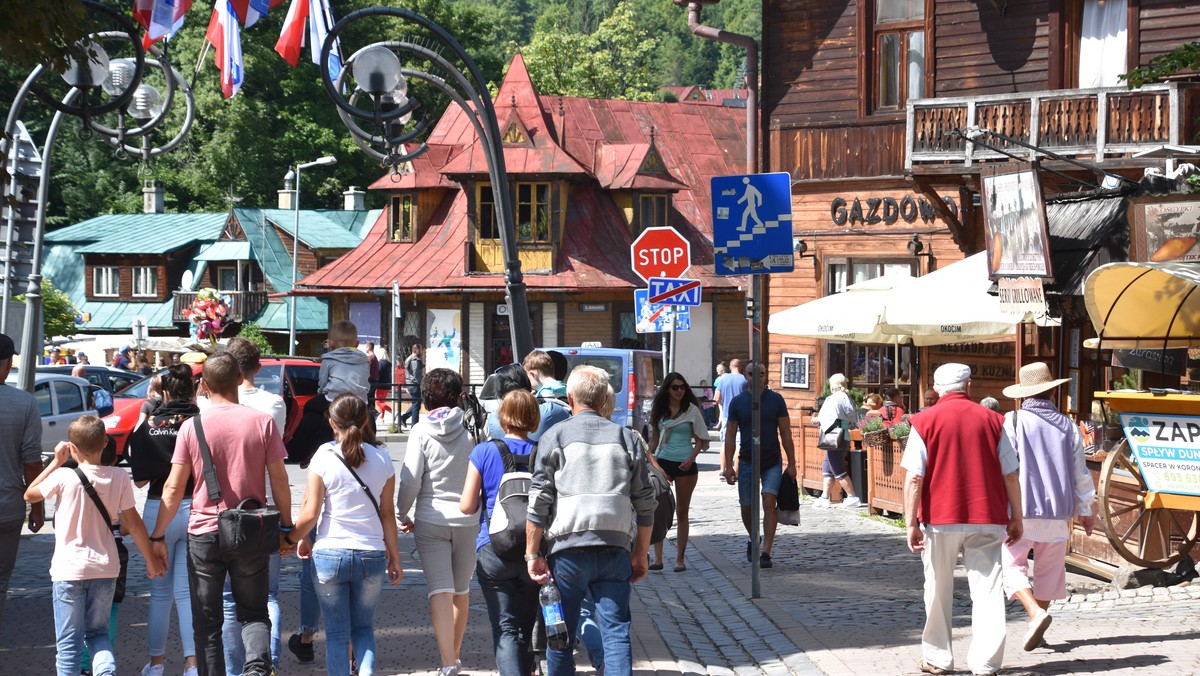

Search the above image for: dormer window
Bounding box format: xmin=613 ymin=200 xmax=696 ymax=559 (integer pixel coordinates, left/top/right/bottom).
xmin=638 ymin=194 xmax=670 ymax=232
xmin=478 ymin=185 xmax=499 ymax=240
xmin=132 ymin=266 xmax=158 ymax=297
xmin=390 ymin=194 xmax=415 ymax=242
xmin=92 ymin=267 xmax=118 ymax=297
xmin=516 ymin=182 xmax=551 ymax=242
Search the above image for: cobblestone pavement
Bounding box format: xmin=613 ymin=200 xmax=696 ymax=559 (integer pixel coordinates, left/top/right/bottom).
xmin=3 ymin=439 xmax=1199 ymax=675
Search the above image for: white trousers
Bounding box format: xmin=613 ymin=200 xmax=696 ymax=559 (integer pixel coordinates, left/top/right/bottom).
xmin=920 ymin=529 xmax=1007 ymax=674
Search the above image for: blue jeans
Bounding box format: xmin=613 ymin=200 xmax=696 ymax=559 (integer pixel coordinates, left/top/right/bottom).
xmin=144 ymin=498 xmax=196 ymax=658
xmin=53 ymin=578 xmax=117 ymax=676
xmin=547 ymin=548 xmax=633 ymax=676
xmin=187 ymin=532 xmax=272 ymax=676
xmin=475 ymin=544 xmax=539 ymax=676
xmin=737 ymin=461 xmax=783 ymax=506
xmin=222 ymin=552 xmax=281 ymax=674
xmin=578 ymin=596 xmax=604 ymax=669
xmin=299 ymin=553 xmax=321 ymax=633
xmin=402 ymin=385 xmax=421 ymax=425
xmin=313 ymin=548 xmax=388 ymax=676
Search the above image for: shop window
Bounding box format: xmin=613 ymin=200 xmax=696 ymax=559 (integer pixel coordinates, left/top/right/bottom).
xmin=390 ymin=194 xmax=415 ymax=242
xmin=516 ymin=182 xmax=551 ymax=242
xmin=132 ymin=266 xmax=157 ymax=297
xmin=92 ymin=267 xmax=118 ymax=297
xmin=477 ymin=184 xmax=499 ymax=240
xmin=638 ymin=194 xmax=669 ymax=233
xmin=871 ymin=0 xmax=926 ymax=112
xmin=827 ymin=259 xmax=915 ymax=293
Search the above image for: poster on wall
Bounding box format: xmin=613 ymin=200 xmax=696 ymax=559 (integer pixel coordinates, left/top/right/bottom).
xmin=426 ymin=309 xmax=462 ymax=371
xmin=780 ymin=353 xmax=809 ymax=389
xmin=981 ymin=163 xmax=1053 ymax=278
xmin=1128 ymin=196 xmax=1200 ymax=263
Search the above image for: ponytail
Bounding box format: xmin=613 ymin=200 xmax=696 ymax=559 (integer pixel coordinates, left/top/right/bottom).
xmin=328 ymin=393 xmax=373 ymax=468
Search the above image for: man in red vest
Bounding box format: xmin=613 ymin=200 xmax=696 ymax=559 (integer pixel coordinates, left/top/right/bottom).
xmin=901 ymin=363 xmax=1023 ymax=676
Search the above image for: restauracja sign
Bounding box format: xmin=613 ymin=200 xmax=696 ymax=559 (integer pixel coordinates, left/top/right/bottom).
xmin=830 ymin=195 xmax=958 ymax=226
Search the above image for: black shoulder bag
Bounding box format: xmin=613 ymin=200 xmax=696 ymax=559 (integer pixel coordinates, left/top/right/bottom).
xmin=194 ymin=415 xmax=282 ymax=555
xmin=72 ymin=468 xmax=129 ymax=601
xmin=327 ymin=450 xmax=382 ymax=516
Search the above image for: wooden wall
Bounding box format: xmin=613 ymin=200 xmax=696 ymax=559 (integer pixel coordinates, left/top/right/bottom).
xmin=933 ymin=0 xmax=1052 ymax=96
xmin=1139 ymin=0 xmax=1200 ymax=65
xmin=762 ymin=0 xmax=859 ymax=126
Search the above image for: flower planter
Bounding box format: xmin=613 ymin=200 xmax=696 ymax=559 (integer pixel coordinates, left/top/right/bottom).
xmin=868 ymin=436 xmax=905 ymax=515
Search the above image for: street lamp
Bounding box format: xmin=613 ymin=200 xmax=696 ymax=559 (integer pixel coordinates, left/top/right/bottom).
xmin=316 ymin=6 xmax=534 ymax=360
xmin=288 ymin=156 xmax=338 ymax=356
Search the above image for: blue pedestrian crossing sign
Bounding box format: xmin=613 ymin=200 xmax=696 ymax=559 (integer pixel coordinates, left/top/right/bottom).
xmin=634 ymin=289 xmax=691 ymax=333
xmin=711 ymin=172 xmax=794 ymax=275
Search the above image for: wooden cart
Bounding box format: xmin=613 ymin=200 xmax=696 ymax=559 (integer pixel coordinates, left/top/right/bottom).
xmin=1093 ymin=390 xmax=1200 ymax=568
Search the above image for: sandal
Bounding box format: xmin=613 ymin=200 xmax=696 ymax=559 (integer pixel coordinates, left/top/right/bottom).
xmin=649 ymin=562 xmax=664 ymax=571
xmin=916 ymin=658 xmax=949 ymax=675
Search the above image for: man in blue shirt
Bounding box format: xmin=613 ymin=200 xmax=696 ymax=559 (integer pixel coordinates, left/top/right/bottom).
xmin=719 ymin=363 xmax=796 ymax=569
xmin=713 ymin=359 xmax=748 ymax=448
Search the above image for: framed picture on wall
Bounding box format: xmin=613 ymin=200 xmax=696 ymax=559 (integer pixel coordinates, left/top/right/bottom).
xmin=1127 ymin=195 xmax=1200 ymax=263
xmin=780 ymin=353 xmax=809 ymax=389
xmin=980 ymin=163 xmax=1053 ymax=278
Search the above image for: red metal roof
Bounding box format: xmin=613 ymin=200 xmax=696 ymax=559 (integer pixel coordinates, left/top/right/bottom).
xmin=300 ymin=54 xmax=750 ymax=295
xmin=367 ymin=144 xmax=459 ymax=190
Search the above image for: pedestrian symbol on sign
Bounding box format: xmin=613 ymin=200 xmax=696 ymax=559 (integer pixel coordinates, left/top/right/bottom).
xmin=737 ymin=177 xmax=764 ymax=232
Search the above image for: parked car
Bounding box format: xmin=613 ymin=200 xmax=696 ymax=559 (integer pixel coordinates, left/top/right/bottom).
xmin=4 ymin=372 xmax=98 ymax=455
xmin=38 ymin=364 xmax=144 ymax=396
xmin=103 ymin=356 xmax=320 ymax=457
xmin=479 ymin=347 xmax=664 ymax=439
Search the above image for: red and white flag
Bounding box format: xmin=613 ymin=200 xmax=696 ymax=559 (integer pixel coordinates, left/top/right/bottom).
xmin=273 ymin=0 xmax=309 ymax=66
xmin=205 ymin=0 xmax=243 ymax=98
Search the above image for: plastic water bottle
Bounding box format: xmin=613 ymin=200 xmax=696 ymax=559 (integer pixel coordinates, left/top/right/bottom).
xmin=539 ymin=581 xmax=569 ymax=651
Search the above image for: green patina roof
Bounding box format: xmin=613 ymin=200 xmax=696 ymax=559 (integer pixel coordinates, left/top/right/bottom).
xmin=195 ymin=241 xmax=253 ymax=261
xmin=51 ymin=213 xmax=228 ymax=253
xmin=77 ymin=300 xmax=177 ymax=330
xmin=256 ymin=208 xmax=380 ymax=249
xmin=252 ymin=297 xmax=329 ymax=332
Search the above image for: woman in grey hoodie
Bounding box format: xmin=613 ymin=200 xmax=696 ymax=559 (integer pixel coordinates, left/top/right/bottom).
xmin=396 ymin=368 xmax=479 ymax=676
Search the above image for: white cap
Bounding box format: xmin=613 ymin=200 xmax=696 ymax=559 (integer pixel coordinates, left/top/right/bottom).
xmin=933 ymin=363 xmax=971 ymax=387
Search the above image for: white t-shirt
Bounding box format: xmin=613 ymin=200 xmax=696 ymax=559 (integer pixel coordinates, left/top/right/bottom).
xmin=40 ymin=465 xmax=135 ymax=581
xmin=311 ymin=441 xmax=394 ymax=551
xmin=198 ymin=386 xmax=286 ymax=436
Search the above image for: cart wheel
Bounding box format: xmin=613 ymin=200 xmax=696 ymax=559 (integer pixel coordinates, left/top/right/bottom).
xmin=1098 ymin=440 xmax=1200 ymax=569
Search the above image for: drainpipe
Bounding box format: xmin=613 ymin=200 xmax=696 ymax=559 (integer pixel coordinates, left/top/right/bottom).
xmin=681 ymin=0 xmax=757 ymax=173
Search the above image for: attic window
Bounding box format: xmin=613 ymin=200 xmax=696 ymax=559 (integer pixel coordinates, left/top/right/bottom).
xmin=501 ymin=117 xmax=533 ymax=147
xmin=640 ymin=147 xmax=667 ymax=175
xmin=516 ymin=182 xmax=551 ymax=242
xmin=390 ymin=194 xmax=415 ymax=242
xmin=221 ymin=217 xmax=246 ymax=241
xmin=638 ymin=194 xmax=669 ymax=231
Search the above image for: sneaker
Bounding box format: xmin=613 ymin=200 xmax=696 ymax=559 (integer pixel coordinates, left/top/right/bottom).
xmin=439 ymin=665 xmax=460 ymax=676
xmin=759 ymin=553 xmax=773 ymax=568
xmin=812 ymin=496 xmax=832 ymax=509
xmin=839 ymin=496 xmax=863 ymax=509
xmin=288 ymin=632 xmax=315 ymax=663
xmin=141 ymin=664 xmax=164 ymax=676
xmin=1023 ymin=609 xmax=1052 ymax=651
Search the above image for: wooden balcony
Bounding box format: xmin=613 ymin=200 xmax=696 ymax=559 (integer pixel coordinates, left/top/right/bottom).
xmin=172 ymin=290 xmax=268 ymax=323
xmin=905 ymin=82 xmax=1200 ymax=173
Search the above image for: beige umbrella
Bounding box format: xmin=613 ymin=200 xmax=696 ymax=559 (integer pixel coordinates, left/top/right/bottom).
xmin=1083 ymin=261 xmax=1200 ymax=349
xmin=767 ymin=273 xmax=914 ymax=344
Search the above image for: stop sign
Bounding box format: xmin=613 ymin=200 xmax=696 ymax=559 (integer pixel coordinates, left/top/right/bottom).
xmin=631 ymin=227 xmax=691 ymax=283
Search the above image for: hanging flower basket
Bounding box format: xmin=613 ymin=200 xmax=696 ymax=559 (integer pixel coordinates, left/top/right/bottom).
xmin=858 ymin=416 xmax=887 ymax=447
xmin=889 ymin=420 xmax=912 ymax=453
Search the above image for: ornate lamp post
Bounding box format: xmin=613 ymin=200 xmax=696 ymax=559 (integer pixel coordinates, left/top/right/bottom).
xmin=0 ymin=2 xmax=194 ymax=390
xmin=316 ymin=6 xmax=534 ymax=360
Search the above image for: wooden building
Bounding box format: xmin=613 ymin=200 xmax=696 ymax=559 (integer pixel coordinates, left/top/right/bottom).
xmin=295 ymin=54 xmax=752 ymax=387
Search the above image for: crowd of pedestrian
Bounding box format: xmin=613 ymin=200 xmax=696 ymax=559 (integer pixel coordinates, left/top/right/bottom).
xmin=2 ymin=320 xmax=1100 ymax=676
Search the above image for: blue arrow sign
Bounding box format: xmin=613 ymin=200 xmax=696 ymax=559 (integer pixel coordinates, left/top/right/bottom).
xmin=634 ymin=289 xmax=691 ymax=333
xmin=648 ymin=277 xmax=702 ymax=307
xmin=711 ymin=172 xmax=795 ymax=275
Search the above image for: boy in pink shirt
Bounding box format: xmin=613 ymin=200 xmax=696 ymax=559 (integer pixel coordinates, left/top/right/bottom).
xmin=25 ymin=416 xmax=162 ymax=676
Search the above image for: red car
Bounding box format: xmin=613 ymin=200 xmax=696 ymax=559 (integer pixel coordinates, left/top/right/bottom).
xmin=104 ymin=357 xmax=321 ymax=457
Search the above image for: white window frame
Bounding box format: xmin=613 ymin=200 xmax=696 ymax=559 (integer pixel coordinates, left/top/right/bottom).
xmin=132 ymin=266 xmax=157 ymax=297
xmin=92 ymin=267 xmax=119 ymax=297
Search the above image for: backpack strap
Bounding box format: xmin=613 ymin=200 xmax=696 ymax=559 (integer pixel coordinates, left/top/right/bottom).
xmin=327 ymin=450 xmax=382 ymax=516
xmin=72 ymin=467 xmax=116 ymax=531
xmin=492 ymin=437 xmax=533 ymax=474
xmin=192 ymin=415 xmax=223 ymax=505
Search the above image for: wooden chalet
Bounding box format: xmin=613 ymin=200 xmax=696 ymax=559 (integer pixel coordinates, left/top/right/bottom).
xmin=763 ymin=0 xmax=1200 ymax=574
xmin=295 ymin=54 xmax=752 ymax=386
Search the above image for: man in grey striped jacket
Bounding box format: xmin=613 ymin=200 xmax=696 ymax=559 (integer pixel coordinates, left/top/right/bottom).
xmin=526 ymin=365 xmax=658 ymax=676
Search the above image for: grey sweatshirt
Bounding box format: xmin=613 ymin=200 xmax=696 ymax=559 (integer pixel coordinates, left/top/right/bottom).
xmin=319 ymin=347 xmax=370 ymax=402
xmin=528 ymin=410 xmax=658 ymax=555
xmin=396 ymin=406 xmax=479 ymax=527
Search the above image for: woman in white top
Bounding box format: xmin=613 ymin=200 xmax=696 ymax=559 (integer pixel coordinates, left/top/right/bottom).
xmin=289 ymin=394 xmax=402 ymax=676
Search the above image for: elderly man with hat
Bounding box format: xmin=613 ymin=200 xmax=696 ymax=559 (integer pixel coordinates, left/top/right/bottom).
xmin=901 ymin=363 xmax=1023 ymax=676
xmin=1000 ymin=362 xmax=1095 ymax=652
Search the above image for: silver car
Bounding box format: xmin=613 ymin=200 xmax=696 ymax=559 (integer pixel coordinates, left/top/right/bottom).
xmin=4 ymin=372 xmax=97 ymax=455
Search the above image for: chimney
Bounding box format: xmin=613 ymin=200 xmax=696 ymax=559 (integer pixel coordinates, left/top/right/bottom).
xmin=278 ymin=171 xmax=296 ymax=210
xmin=343 ymin=186 xmax=365 ymax=211
xmin=143 ymin=179 xmax=164 ymax=214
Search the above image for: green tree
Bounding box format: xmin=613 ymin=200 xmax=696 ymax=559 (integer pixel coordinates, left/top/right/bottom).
xmin=15 ymin=277 xmax=78 ymax=339
xmin=1122 ymin=41 xmax=1200 ymax=89
xmin=524 ymin=1 xmax=657 ymax=100
xmin=0 ymin=0 xmax=93 ymax=70
xmin=237 ymin=321 xmax=275 ymax=356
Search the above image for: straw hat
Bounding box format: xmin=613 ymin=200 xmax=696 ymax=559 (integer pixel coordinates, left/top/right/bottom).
xmin=1002 ymin=362 xmax=1070 ymax=399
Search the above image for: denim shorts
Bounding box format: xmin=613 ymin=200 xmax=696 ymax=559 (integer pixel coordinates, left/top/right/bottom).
xmin=737 ymin=461 xmax=782 ymax=506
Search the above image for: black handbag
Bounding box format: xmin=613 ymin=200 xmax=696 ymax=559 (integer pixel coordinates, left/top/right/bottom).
xmin=194 ymin=415 xmax=281 ymax=555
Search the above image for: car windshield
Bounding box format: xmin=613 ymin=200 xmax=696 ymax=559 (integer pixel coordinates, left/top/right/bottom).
xmin=115 ymin=369 xmax=165 ymax=398
xmin=563 ymin=356 xmax=625 ymax=394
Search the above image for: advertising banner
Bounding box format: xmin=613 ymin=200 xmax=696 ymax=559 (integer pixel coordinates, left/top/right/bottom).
xmin=1120 ymin=412 xmax=1200 ymax=497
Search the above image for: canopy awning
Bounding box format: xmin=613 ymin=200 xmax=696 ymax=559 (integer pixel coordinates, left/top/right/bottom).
xmin=195 ymin=241 xmax=253 ymax=261
xmin=767 ymin=273 xmax=913 ymax=343
xmin=1083 ymin=261 xmax=1200 ymax=348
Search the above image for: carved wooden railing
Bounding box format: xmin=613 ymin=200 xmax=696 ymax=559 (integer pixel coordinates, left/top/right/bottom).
xmin=906 ymin=82 xmax=1199 ymax=171
xmin=172 ymin=290 xmax=269 ymax=323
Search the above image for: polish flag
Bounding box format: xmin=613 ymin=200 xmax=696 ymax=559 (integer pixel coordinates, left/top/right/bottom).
xmin=205 ymin=0 xmax=243 ymax=98
xmin=273 ymin=0 xmax=308 ymax=66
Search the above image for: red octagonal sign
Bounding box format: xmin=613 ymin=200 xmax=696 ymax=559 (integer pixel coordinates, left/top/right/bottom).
xmin=631 ymin=227 xmax=691 ymax=283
